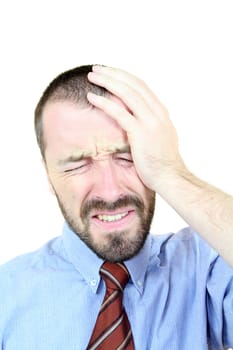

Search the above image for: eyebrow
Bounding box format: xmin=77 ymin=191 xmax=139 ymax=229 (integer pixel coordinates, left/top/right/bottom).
xmin=57 ymin=152 xmax=91 ymax=166
xmin=57 ymin=145 xmax=131 ymax=167
xmin=114 ymin=145 xmax=131 ymax=154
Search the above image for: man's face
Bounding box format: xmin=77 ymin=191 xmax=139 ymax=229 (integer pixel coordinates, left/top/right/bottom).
xmin=43 ymin=99 xmax=155 ymax=262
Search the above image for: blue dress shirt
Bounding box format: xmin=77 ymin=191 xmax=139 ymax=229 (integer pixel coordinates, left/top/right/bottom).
xmin=0 ymin=223 xmax=232 ymax=350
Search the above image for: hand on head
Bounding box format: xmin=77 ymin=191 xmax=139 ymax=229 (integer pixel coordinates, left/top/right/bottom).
xmin=87 ymin=65 xmax=186 ymax=192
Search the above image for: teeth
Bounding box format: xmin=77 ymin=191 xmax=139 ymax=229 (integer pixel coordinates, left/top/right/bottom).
xmin=97 ymin=212 xmax=128 ymax=222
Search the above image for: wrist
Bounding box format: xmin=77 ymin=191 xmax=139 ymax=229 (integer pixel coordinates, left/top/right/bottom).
xmin=151 ymin=159 xmax=191 ymax=193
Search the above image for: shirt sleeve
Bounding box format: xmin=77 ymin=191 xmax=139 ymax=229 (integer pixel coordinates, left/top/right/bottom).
xmin=206 ymin=255 xmax=233 ymax=348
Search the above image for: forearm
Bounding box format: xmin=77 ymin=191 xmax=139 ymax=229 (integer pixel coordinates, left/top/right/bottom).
xmin=155 ymin=167 xmax=233 ymax=267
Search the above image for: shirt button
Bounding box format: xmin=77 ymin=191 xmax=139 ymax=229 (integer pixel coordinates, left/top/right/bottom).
xmin=90 ymin=279 xmax=97 ymax=286
xmin=137 ymin=280 xmax=142 ymax=287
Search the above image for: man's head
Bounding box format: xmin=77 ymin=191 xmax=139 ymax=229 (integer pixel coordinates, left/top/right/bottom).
xmin=35 ymin=65 xmax=155 ymax=262
xmin=35 ymin=65 xmax=110 ymax=159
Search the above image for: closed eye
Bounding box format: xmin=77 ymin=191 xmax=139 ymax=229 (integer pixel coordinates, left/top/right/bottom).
xmin=64 ymin=160 xmax=91 ymax=173
xmin=118 ymin=157 xmax=133 ymax=162
xmin=64 ymin=164 xmax=87 ymax=172
xmin=115 ymin=153 xmax=133 ymax=167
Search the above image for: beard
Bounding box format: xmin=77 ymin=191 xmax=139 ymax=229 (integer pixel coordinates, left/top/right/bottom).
xmin=55 ymin=191 xmax=155 ymax=262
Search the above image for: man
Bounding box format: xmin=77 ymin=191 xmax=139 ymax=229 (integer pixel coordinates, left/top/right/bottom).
xmin=0 ymin=65 xmax=232 ymax=349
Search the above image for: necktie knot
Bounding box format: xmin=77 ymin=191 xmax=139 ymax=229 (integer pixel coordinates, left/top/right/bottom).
xmin=100 ymin=261 xmax=129 ymax=291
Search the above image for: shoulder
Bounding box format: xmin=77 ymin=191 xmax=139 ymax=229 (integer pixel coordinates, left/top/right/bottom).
xmin=150 ymin=227 xmax=220 ymax=268
xmin=149 ymin=227 xmax=233 ymax=291
xmin=0 ymin=235 xmax=67 ymax=282
xmin=0 ymin=235 xmax=75 ymax=331
xmin=152 ymin=226 xmax=216 ymax=251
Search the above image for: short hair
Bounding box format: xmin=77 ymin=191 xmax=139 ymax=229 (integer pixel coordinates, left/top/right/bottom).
xmin=34 ymin=64 xmax=109 ymax=159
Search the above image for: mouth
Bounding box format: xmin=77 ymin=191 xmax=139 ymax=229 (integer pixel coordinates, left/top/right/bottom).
xmin=91 ymin=209 xmax=135 ymax=231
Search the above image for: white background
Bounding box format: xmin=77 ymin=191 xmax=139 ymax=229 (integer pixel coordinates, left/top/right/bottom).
xmin=0 ymin=0 xmax=233 ymax=265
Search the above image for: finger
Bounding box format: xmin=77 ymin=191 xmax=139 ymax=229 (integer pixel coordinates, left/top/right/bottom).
xmin=87 ymin=92 xmax=137 ymax=133
xmin=88 ymin=71 xmax=157 ymax=121
xmin=92 ymin=65 xmax=167 ymax=118
xmin=93 ymin=65 xmax=149 ymax=94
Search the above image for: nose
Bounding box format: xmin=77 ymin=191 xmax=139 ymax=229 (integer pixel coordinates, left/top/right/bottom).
xmin=92 ymin=159 xmax=124 ymax=202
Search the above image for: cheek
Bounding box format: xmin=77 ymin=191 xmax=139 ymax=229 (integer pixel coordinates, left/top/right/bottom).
xmin=122 ymin=167 xmax=154 ymax=207
xmin=121 ymin=166 xmax=147 ymax=191
xmin=51 ymin=177 xmax=85 ymax=209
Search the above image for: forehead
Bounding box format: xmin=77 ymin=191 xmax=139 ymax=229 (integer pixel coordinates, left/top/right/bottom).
xmin=42 ymin=100 xmax=129 ymax=161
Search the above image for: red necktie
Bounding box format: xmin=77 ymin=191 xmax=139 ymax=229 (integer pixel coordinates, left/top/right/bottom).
xmin=87 ymin=261 xmax=135 ymax=350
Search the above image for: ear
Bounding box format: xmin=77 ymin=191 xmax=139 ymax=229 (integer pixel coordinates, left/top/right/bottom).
xmin=42 ymin=158 xmax=55 ymax=195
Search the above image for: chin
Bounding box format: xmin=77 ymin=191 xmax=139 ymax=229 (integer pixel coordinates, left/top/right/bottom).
xmin=90 ymin=228 xmax=148 ymax=262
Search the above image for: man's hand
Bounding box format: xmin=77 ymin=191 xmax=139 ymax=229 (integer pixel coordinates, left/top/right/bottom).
xmin=87 ymin=65 xmax=186 ymax=192
xmin=87 ymin=65 xmax=233 ymax=267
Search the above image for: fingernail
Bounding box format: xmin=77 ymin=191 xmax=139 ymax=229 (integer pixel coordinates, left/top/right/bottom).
xmin=87 ymin=72 xmax=97 ymax=81
xmin=92 ymin=64 xmax=106 ymax=72
xmin=87 ymin=92 xmax=99 ymax=101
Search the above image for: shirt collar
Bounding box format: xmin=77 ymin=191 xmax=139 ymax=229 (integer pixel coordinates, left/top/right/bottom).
xmin=124 ymin=235 xmax=152 ymax=294
xmin=62 ymin=222 xmax=152 ymax=295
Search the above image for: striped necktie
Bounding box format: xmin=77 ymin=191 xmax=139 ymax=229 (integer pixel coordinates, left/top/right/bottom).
xmin=87 ymin=261 xmax=135 ymax=350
